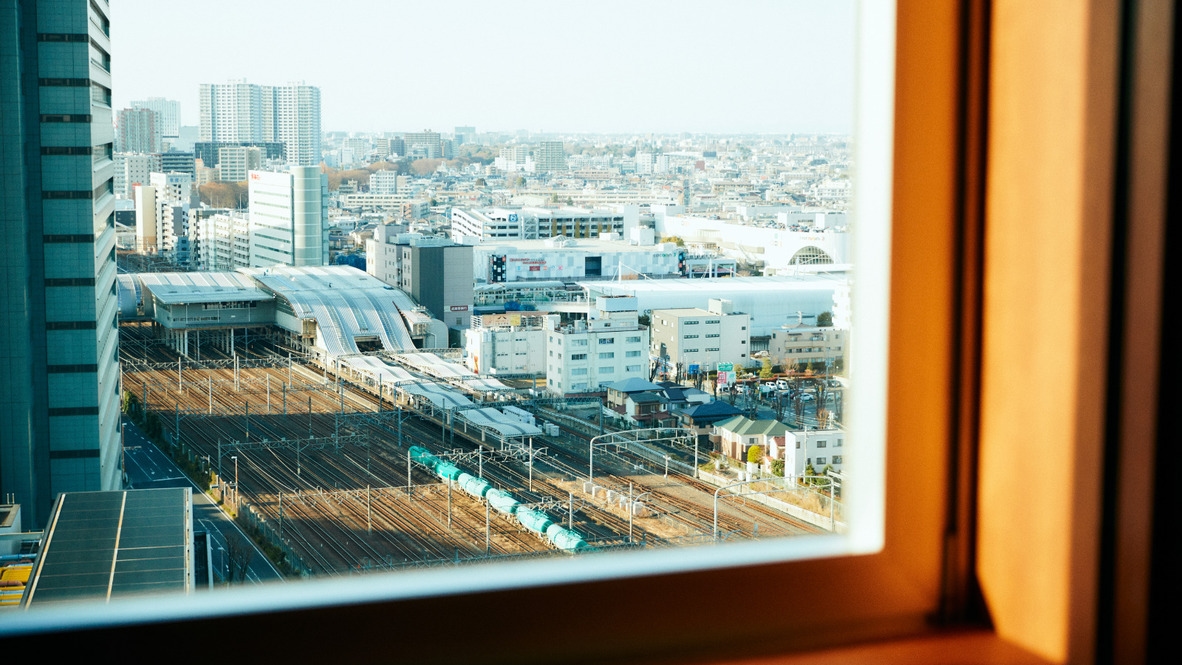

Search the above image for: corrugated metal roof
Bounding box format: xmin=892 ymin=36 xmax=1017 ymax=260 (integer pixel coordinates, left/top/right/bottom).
xmin=241 ymin=266 xmax=417 ymax=356
xmin=139 ymin=272 xmax=272 ymax=305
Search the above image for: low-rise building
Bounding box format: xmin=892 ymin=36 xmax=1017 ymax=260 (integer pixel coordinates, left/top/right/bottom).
xmin=649 ymin=299 xmax=751 ymax=377
xmin=545 ymin=296 xmax=649 ymax=395
xmin=768 ymin=324 xmax=847 ymax=373
xmin=713 ymin=416 xmax=791 ymax=463
xmin=464 ymin=313 xmax=548 ymax=376
xmin=777 ymin=428 xmax=845 ymax=476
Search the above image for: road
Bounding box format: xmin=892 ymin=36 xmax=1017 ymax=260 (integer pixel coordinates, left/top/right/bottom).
xmin=122 ymin=418 xmax=284 ymax=585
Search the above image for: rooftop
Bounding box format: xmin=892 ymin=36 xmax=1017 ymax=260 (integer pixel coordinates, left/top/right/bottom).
xmin=138 ymin=272 xmax=271 ymax=306
xmin=241 ymin=266 xmax=420 ymax=357
xmin=714 ymin=415 xmax=792 ymax=438
xmin=23 ymin=489 xmax=192 ymax=607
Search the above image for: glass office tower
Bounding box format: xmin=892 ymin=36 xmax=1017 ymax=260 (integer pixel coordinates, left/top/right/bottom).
xmin=0 ymin=0 xmax=122 ymax=527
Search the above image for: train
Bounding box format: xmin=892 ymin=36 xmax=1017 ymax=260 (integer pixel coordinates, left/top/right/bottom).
xmin=408 ymin=445 xmax=589 ymax=552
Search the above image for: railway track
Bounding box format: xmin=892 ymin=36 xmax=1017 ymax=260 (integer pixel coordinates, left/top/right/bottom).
xmin=122 ymin=342 xmax=826 ymax=577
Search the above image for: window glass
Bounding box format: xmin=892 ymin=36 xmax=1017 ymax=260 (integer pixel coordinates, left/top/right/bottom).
xmin=9 ymin=0 xmax=895 ymax=631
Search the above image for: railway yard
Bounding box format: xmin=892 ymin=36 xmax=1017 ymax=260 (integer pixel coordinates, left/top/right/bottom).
xmin=121 ymin=335 xmax=826 ymax=579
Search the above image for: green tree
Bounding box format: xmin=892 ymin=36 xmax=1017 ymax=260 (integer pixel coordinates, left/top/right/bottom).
xmin=747 ymin=444 xmax=763 ymax=464
xmin=771 ymin=459 xmax=785 ymax=477
xmin=759 ymin=357 xmax=773 ymax=379
xmin=817 ymin=311 xmax=834 ymax=327
xmin=804 ymin=463 xmax=817 ymax=483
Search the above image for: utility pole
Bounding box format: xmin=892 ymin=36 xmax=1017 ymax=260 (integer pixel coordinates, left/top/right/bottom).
xmin=232 ymin=455 xmax=239 ymax=513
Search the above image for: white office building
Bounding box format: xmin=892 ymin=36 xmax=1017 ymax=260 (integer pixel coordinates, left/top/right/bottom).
xmin=649 ymin=299 xmax=751 ymax=375
xmin=767 ymin=324 xmax=848 ymax=373
xmin=545 ymin=296 xmax=650 ymax=395
xmin=248 ymin=167 xmax=329 ymax=267
xmin=464 ymin=313 xmax=548 ymax=376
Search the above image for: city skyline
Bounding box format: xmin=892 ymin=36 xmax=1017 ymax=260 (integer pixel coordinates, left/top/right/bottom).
xmin=109 ymin=0 xmax=856 ymax=135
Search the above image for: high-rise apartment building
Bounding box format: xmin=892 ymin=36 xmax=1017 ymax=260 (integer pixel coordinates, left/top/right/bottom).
xmin=116 ymin=107 xmax=161 ymax=153
xmin=403 ymin=130 xmax=441 ymax=159
xmin=454 ymin=126 xmax=476 ymax=145
xmin=272 ymin=83 xmax=321 ymax=167
xmin=534 ymin=141 xmax=567 ymax=173
xmin=131 ymin=97 xmax=181 ymax=139
xmin=248 ymin=167 xmax=329 ymax=267
xmin=199 ymin=80 xmax=322 ymax=166
xmin=217 ymin=145 xmax=262 ymax=182
xmin=1 ymin=0 xmax=122 ymax=527
xmin=198 ymin=79 xmax=261 ymax=142
xmin=113 ymin=152 xmax=161 ymax=198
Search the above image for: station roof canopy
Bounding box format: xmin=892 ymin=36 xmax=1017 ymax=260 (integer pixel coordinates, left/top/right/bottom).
xmin=241 ymin=266 xmax=420 ymax=356
xmin=139 ymin=272 xmax=272 ymax=306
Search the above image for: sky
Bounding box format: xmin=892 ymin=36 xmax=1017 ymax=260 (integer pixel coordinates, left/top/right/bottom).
xmin=109 ymin=0 xmax=856 ymax=135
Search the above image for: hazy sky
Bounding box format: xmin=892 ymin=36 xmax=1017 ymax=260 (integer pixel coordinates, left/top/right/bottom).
xmin=110 ymin=0 xmax=856 ymax=135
